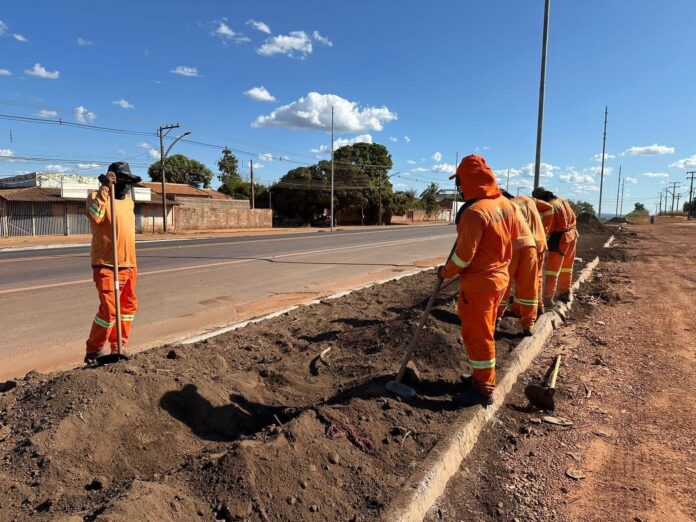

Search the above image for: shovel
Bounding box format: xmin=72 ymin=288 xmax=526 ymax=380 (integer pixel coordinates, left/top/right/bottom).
xmin=385 ymin=240 xmax=457 ymax=398
xmin=525 ymin=354 xmax=561 ymax=410
xmin=96 ymin=183 xmax=128 ymax=366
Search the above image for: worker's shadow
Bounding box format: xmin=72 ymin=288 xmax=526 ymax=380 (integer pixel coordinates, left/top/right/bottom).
xmin=160 ymin=384 xmax=285 ymax=442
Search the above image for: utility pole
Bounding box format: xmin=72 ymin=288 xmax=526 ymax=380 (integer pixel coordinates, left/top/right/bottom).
xmin=250 ymin=159 xmax=255 ymax=209
xmin=330 ymin=105 xmax=335 ymax=231
xmin=454 ymin=152 xmax=459 ymax=223
xmin=506 ymin=168 xmax=511 ymax=192
xmin=676 ymin=192 xmax=681 ymax=210
xmin=517 ymin=186 xmax=524 ymax=197
xmin=687 ymin=171 xmax=696 ymax=219
xmin=620 ymin=178 xmax=626 ymax=216
xmin=597 ymin=106 xmax=608 ymax=220
xmin=669 ymin=181 xmax=680 ymax=212
xmin=378 ymin=172 xmax=383 ymax=227
xmin=658 ymin=191 xmax=662 ymax=215
xmin=158 ymin=123 xmax=182 ymax=234
xmin=533 ymin=0 xmax=551 ymax=190
xmin=615 ymin=165 xmax=622 ymax=218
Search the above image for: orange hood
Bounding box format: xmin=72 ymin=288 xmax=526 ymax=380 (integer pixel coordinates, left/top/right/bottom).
xmin=450 ymin=154 xmax=501 ymax=200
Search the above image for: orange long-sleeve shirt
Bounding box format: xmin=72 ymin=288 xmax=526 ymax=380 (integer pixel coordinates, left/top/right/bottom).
xmin=514 ymin=195 xmax=548 ymax=252
xmin=86 ymin=186 xmax=137 ymax=268
xmin=548 ymin=197 xmax=577 ymax=234
xmin=442 ymin=155 xmax=520 ymax=292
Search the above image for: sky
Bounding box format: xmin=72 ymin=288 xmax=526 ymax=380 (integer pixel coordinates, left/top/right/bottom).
xmin=1 ymin=0 xmax=696 ymax=214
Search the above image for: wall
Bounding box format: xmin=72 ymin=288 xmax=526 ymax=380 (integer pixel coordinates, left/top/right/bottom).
xmin=391 ymin=209 xmax=451 ymax=223
xmin=173 ymin=199 xmax=271 ymax=230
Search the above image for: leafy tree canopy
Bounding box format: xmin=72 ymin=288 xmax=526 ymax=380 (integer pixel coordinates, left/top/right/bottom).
xmin=148 ymin=154 xmax=213 ymax=188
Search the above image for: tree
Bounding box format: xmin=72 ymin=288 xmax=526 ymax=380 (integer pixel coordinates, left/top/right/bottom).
xmin=272 ymin=166 xmax=329 ymax=223
xmin=393 ymin=189 xmax=420 ymax=216
xmin=420 ymin=183 xmax=440 ymax=218
xmin=217 ymin=148 xmax=246 ymax=198
xmin=634 ymin=202 xmax=646 ymax=212
xmin=568 ymin=200 xmax=595 ymax=216
xmin=148 ymin=154 xmax=213 ymax=187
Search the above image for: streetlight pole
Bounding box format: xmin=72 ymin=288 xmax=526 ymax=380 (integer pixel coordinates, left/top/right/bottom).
xmin=330 ymin=105 xmax=335 ymax=231
xmin=158 ymin=124 xmax=189 ymax=234
xmin=533 ymin=0 xmax=551 ymax=190
xmin=597 ymin=106 xmax=608 ymax=220
xmin=615 ymin=165 xmax=621 ymax=218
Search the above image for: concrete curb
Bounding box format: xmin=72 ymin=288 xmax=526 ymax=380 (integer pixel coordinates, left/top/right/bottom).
xmin=178 ymin=266 xmax=436 ymax=345
xmin=381 ymin=236 xmax=613 ymax=522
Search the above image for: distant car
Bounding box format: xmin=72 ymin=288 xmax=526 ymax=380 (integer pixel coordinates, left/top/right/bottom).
xmin=312 ymin=215 xmax=332 ymax=227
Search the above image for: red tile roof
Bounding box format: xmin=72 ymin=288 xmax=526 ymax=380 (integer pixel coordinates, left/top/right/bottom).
xmin=0 ymin=187 xmax=63 ymax=202
xmin=142 ymin=182 xmax=231 ymax=200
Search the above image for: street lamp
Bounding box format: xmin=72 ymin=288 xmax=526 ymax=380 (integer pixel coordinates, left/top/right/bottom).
xmin=159 ymin=130 xmax=190 ymax=233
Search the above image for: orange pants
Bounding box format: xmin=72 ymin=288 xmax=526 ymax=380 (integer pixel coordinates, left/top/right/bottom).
xmin=86 ymin=267 xmax=138 ymax=354
xmin=537 ymin=250 xmax=546 ymax=311
xmin=498 ymin=247 xmax=539 ymax=330
xmin=544 ymin=234 xmax=577 ymax=298
xmin=459 ymin=288 xmax=506 ymax=396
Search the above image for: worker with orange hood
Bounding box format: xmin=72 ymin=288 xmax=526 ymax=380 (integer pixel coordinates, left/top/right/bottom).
xmin=439 ymin=155 xmax=520 ymax=407
xmin=532 ymin=187 xmax=578 ymax=307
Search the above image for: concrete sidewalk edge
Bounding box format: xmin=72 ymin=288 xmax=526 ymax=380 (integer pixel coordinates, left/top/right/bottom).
xmin=380 ymin=240 xmax=610 ymax=522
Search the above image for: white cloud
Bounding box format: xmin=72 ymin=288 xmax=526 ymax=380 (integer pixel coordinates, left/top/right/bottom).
xmin=253 ymin=162 xmax=265 ymax=169
xmin=0 ymin=20 xmax=7 ymax=36
xmin=389 ymin=136 xmax=398 ymax=143
xmin=137 ymin=142 xmax=151 ymax=149
xmin=572 ymin=184 xmax=599 ymax=195
xmin=592 ymin=152 xmax=615 ymax=161
xmin=77 ymin=37 xmax=93 ymax=46
xmin=36 ymin=109 xmax=57 ymax=118
xmin=258 ymin=153 xmax=274 ymax=161
xmin=312 ymin=133 xmax=373 ymax=153
xmin=74 ymin=106 xmax=96 ymax=124
xmin=411 ymin=167 xmax=429 ymax=173
xmin=588 ymin=165 xmax=614 ymax=177
xmin=642 ymin=172 xmax=669 ymax=178
xmin=625 ymin=176 xmax=638 ymax=184
xmin=112 ymin=98 xmax=134 ymax=109
xmin=246 ymin=19 xmax=271 ymax=34
xmin=623 ymin=144 xmax=675 ymax=156
xmin=254 ymin=92 xmax=396 ymax=132
xmin=0 ymin=149 xmax=13 ymax=157
xmin=24 ymin=63 xmax=60 ymax=80
xmin=45 ymin=164 xmax=70 ymax=173
xmin=494 ymin=168 xmax=521 ymax=180
xmin=13 ymin=34 xmax=27 ymax=42
xmin=432 ymin=163 xmax=455 ymax=174
xmin=404 ymin=136 xmax=411 ymax=143
xmin=213 ymin=21 xmax=250 ymax=43
xmin=560 ymin=171 xmax=595 ymax=184
xmin=668 ymin=154 xmax=696 ymax=169
xmin=77 ymin=163 xmax=100 ymax=169
xmin=432 ymin=151 xmax=442 ymax=162
xmin=407 ymin=160 xmax=417 ymax=165
xmin=244 ymin=86 xmax=276 ymax=102
xmin=312 ymin=31 xmax=333 ymax=47
xmin=0 ymin=69 xmax=11 ymax=76
xmin=148 ymin=148 xmax=161 ymax=160
xmin=257 ymin=31 xmax=312 ymax=58
xmin=171 ymin=66 xmax=199 ymax=77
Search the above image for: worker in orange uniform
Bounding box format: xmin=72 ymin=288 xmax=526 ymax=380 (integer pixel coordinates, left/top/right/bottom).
xmin=439 ymin=155 xmax=520 ymax=407
xmin=84 ymin=162 xmax=141 ymax=364
xmin=496 ymin=191 xmax=541 ymax=336
xmin=531 ymin=196 xmax=554 ymax=314
xmin=531 ymin=187 xmax=578 ymax=308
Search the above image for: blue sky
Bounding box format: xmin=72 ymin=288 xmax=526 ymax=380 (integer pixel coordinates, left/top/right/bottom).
xmin=1 ymin=0 xmax=696 ymax=213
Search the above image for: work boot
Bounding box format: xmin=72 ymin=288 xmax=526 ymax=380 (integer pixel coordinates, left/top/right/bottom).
xmin=84 ymin=348 xmax=109 ymax=365
xmin=454 ymin=387 xmax=493 ymax=408
xmin=543 ymin=296 xmax=555 ymax=310
xmin=557 ymin=292 xmax=571 ymax=304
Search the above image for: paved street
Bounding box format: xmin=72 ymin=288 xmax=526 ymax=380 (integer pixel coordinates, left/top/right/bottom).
xmin=0 ymin=225 xmax=455 ymax=379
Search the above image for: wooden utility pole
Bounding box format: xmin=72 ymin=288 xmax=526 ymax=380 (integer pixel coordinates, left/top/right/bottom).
xmin=668 ymin=181 xmax=680 ymax=212
xmin=615 ymin=165 xmax=622 ymax=217
xmin=533 ymin=0 xmax=551 ymax=190
xmin=687 ymin=171 xmax=696 ymax=219
xmin=597 ymin=106 xmax=608 ymax=220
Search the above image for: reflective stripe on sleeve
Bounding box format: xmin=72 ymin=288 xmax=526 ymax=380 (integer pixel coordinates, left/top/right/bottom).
xmin=93 ymin=315 xmax=114 ymax=328
xmin=498 ymin=300 xmax=509 ymax=307
xmin=560 ymin=268 xmax=573 ymax=273
xmin=470 ymin=358 xmax=496 ymax=369
xmin=450 ymin=252 xmax=470 ymax=269
xmin=515 ymin=298 xmax=539 ymax=306
xmin=544 ymin=270 xmax=560 ymax=277
xmin=89 ymin=203 xmax=105 ymax=218
xmin=542 ymin=210 xmax=554 ymax=217
xmin=120 ymin=315 xmax=135 ymax=322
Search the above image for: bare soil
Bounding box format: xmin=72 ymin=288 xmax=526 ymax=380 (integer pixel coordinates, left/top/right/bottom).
xmin=424 ymin=223 xmax=696 ymax=521
xmin=0 ymin=233 xmax=608 ymax=522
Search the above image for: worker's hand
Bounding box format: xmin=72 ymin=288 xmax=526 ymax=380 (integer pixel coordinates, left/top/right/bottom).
xmin=99 ymin=172 xmax=117 ymax=187
xmin=437 ymin=265 xmax=447 ymax=280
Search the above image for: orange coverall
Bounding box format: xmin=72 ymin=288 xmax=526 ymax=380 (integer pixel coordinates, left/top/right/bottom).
xmin=85 ymin=185 xmax=138 ymax=355
xmin=497 ymin=201 xmax=538 ymax=330
xmin=543 ymin=197 xmax=578 ymax=299
xmin=442 ymin=155 xmax=520 ymax=396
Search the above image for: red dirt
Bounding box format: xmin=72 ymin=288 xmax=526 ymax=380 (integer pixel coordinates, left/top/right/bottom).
xmin=0 ymin=233 xmax=609 ymax=521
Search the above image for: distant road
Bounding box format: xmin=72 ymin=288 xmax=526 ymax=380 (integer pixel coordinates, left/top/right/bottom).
xmin=0 ymin=225 xmax=455 ymax=379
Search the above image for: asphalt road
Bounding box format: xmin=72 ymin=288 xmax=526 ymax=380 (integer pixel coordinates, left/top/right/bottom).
xmin=0 ymin=225 xmax=455 ymax=379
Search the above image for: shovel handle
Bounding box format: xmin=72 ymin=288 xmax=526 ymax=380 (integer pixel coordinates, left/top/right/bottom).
xmin=548 ymin=355 xmax=562 ymax=390
xmin=110 ymin=184 xmax=123 ymax=356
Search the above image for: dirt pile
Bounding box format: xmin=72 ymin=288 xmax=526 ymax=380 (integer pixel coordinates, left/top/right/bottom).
xmin=606 ymin=216 xmax=628 ymax=224
xmin=576 ymin=212 xmax=607 ymax=234
xmin=0 ymin=234 xmax=609 ymax=521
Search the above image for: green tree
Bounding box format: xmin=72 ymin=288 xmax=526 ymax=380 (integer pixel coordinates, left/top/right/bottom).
xmin=568 ymin=200 xmax=596 ymax=216
xmin=420 ymin=183 xmax=440 ymax=218
xmin=272 ymin=166 xmax=329 ymax=223
xmin=393 ymin=189 xmax=420 ymax=216
xmin=148 ymin=154 xmax=213 ymax=188
xmin=217 ymin=148 xmax=246 ymax=198
xmin=634 ymin=202 xmax=646 ymax=212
